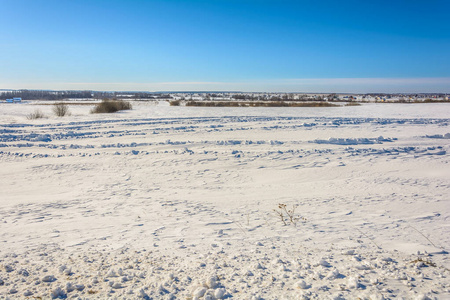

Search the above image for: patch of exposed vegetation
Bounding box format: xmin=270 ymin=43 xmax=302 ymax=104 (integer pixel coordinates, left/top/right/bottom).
xmin=53 ymin=102 xmax=70 ymax=117
xmin=87 ymin=290 xmax=98 ymax=294
xmin=184 ymin=101 xmax=338 ymax=107
xmin=35 ymin=102 xmax=99 ymax=106
xmin=169 ymin=100 xmax=181 ymax=106
xmin=27 ymin=109 xmax=45 ymax=120
xmin=416 ymin=99 xmax=450 ymax=103
xmin=274 ymin=203 xmax=306 ymax=226
xmin=410 ymin=258 xmax=437 ymax=267
xmin=91 ymin=99 xmax=132 ymax=113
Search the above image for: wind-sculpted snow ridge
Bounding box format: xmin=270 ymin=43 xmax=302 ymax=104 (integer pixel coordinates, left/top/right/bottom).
xmin=0 ymin=116 xmax=449 ymax=144
xmin=344 ymin=146 xmax=447 ymax=157
xmin=425 ymin=133 xmax=450 ymax=139
xmin=0 ymin=106 xmax=449 ymax=299
xmin=312 ymin=136 xmax=396 ymax=145
xmin=0 ymin=145 xmax=447 ymax=161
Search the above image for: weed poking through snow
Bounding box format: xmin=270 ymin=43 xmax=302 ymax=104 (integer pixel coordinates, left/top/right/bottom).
xmin=27 ymin=109 xmax=45 ymax=120
xmin=274 ymin=203 xmax=303 ymax=225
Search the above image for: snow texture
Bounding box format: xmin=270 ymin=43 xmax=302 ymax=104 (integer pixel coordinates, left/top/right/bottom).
xmin=0 ymin=101 xmax=449 ymax=299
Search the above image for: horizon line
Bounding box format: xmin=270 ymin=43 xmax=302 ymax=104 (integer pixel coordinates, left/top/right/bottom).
xmin=1 ymin=77 xmax=450 ymax=94
xmin=0 ymin=88 xmax=448 ymax=95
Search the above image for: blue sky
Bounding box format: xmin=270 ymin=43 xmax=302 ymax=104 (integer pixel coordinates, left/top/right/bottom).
xmin=1 ymin=0 xmax=449 ymax=92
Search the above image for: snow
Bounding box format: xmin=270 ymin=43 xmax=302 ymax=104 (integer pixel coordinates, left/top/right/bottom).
xmin=0 ymin=101 xmax=449 ymax=299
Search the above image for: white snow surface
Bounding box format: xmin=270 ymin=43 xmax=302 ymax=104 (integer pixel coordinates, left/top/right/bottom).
xmin=0 ymin=101 xmax=449 ymax=299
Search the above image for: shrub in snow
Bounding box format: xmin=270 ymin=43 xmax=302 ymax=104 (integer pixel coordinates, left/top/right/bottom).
xmin=53 ymin=102 xmax=70 ymax=117
xmin=169 ymin=100 xmax=181 ymax=106
xmin=27 ymin=109 xmax=45 ymax=120
xmin=91 ymin=99 xmax=132 ymax=114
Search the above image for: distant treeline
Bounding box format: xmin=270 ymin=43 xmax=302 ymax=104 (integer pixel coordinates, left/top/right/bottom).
xmin=0 ymin=90 xmax=94 ymax=100
xmin=0 ymin=90 xmax=174 ymax=100
xmin=133 ymin=93 xmax=172 ymax=99
xmin=1 ymin=90 xmax=447 ymax=102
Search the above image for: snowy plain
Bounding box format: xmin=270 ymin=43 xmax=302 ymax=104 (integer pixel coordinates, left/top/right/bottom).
xmin=0 ymin=101 xmax=449 ymax=299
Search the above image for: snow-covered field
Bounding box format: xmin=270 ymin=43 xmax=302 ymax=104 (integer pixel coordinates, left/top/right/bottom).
xmin=0 ymin=101 xmax=449 ymax=299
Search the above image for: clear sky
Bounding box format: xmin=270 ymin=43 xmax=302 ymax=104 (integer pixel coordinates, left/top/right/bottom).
xmin=1 ymin=0 xmax=449 ymax=92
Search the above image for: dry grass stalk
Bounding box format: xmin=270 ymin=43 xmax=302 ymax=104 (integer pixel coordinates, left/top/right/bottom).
xmin=274 ymin=203 xmax=301 ymax=225
xmin=27 ymin=109 xmax=45 ymax=120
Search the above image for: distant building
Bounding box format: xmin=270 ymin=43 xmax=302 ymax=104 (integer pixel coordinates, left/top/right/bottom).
xmin=4 ymin=98 xmax=21 ymax=103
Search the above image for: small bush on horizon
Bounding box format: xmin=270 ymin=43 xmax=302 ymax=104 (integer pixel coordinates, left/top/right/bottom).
xmin=91 ymin=99 xmax=132 ymax=114
xmin=27 ymin=109 xmax=45 ymax=120
xmin=53 ymin=102 xmax=70 ymax=117
xmin=169 ymin=100 xmax=181 ymax=106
